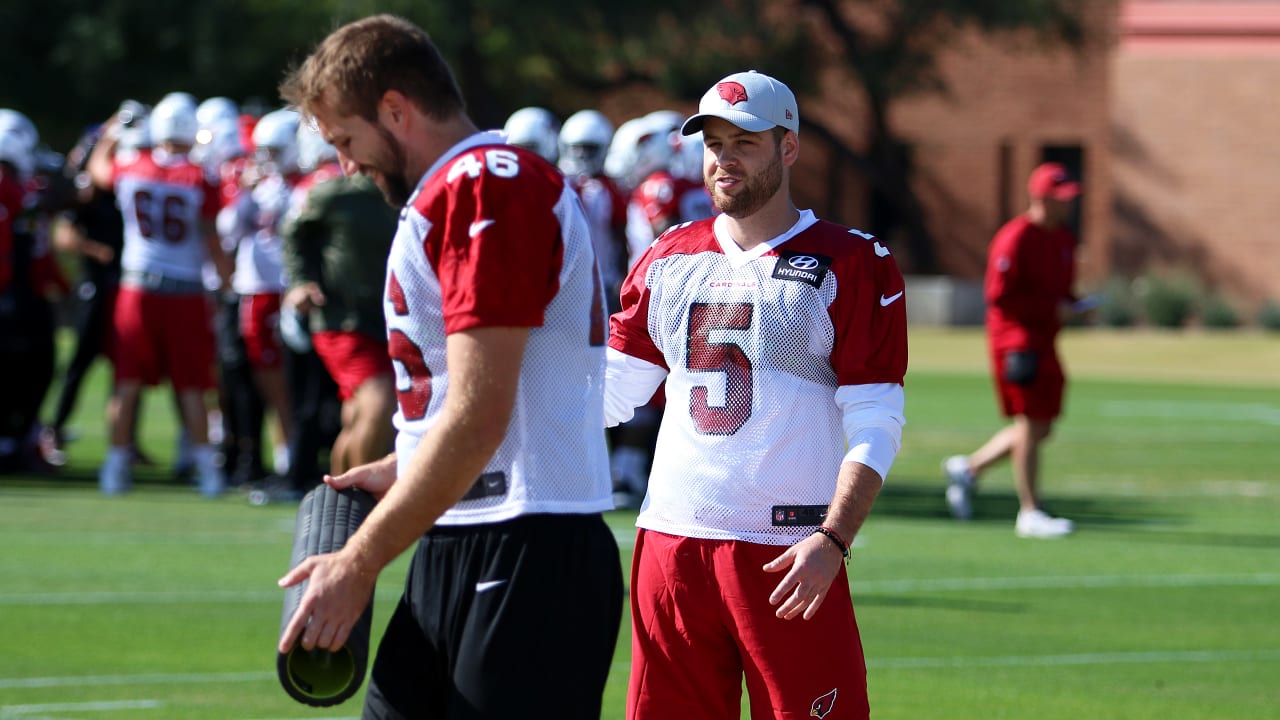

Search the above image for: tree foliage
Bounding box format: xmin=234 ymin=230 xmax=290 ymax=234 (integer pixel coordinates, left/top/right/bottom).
xmin=1 ymin=0 xmax=1086 ymax=270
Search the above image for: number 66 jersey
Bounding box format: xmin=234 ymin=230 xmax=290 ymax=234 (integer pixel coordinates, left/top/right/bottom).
xmin=607 ymin=210 xmax=908 ymax=544
xmin=386 ymin=132 xmax=613 ymax=526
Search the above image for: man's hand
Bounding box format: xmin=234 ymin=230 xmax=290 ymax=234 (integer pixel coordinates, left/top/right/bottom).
xmin=762 ymin=532 xmax=845 ymax=620
xmin=284 ymin=282 xmax=326 ymax=315
xmin=324 ymin=454 xmax=397 ymax=501
xmin=277 ymin=547 xmax=377 ymax=653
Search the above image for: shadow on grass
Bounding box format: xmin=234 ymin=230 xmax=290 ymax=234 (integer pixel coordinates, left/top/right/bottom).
xmin=873 ymin=477 xmax=1174 ymax=530
xmin=876 ymin=478 xmax=1280 ymax=550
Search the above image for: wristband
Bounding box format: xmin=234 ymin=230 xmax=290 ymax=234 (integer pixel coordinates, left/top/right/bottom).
xmin=813 ymin=526 xmax=849 ymax=558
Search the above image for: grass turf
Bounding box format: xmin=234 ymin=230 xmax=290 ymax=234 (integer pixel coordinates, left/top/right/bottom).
xmin=0 ymin=327 xmax=1276 ymax=718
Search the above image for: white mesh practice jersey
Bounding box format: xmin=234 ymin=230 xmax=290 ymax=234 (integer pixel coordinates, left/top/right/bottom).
xmin=112 ymin=148 xmax=219 ymax=281
xmin=608 ymin=211 xmax=908 ymax=544
xmin=231 ymin=173 xmax=292 ymax=294
xmin=387 ymin=132 xmax=613 ymax=525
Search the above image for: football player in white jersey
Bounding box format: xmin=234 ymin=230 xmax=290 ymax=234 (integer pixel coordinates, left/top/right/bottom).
xmin=276 ymin=15 xmax=622 ymax=719
xmin=87 ymin=95 xmax=234 ymax=497
xmin=605 ymin=71 xmax=908 ymax=720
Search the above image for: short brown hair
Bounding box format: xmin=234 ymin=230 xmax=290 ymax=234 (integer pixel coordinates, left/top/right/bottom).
xmin=280 ymin=14 xmax=465 ymax=123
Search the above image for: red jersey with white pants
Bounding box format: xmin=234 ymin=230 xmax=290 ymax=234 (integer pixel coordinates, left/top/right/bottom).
xmin=386 ymin=132 xmax=613 ymax=526
xmin=607 ymin=210 xmax=907 ymax=545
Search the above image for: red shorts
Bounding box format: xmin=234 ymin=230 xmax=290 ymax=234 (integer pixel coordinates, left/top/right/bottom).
xmin=312 ymin=330 xmax=391 ymax=401
xmin=239 ymin=293 xmax=284 ymax=370
xmin=992 ymin=348 xmax=1065 ymax=420
xmin=111 ymin=285 xmax=215 ymax=390
xmin=628 ymin=529 xmax=869 ymax=720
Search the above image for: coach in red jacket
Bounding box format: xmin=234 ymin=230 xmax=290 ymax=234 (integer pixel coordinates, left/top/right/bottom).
xmin=944 ymin=162 xmax=1084 ymax=539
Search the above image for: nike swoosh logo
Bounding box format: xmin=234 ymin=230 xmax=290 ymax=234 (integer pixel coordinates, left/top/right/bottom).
xmin=468 ymin=219 xmax=496 ymax=238
xmin=880 ymin=290 xmax=904 ymax=307
xmin=475 ymin=580 xmax=507 ymax=593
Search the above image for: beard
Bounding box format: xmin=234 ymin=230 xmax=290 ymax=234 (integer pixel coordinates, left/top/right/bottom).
xmin=372 ymin=124 xmax=413 ymax=207
xmin=707 ymin=145 xmax=783 ymax=218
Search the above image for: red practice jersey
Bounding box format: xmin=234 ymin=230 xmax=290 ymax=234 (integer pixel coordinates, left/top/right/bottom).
xmin=609 ymin=211 xmax=907 ymax=544
xmin=386 ymin=133 xmax=613 ymax=525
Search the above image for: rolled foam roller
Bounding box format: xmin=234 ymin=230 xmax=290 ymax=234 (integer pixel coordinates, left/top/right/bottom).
xmin=277 ymin=485 xmax=377 ymax=707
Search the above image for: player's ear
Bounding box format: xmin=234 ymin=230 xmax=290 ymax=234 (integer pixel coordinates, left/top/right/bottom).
xmin=378 ymin=90 xmax=409 ymax=131
xmin=781 ymin=129 xmax=799 ymax=167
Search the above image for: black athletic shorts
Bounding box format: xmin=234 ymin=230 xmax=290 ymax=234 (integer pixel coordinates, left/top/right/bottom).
xmin=362 ymin=512 xmax=624 ymax=719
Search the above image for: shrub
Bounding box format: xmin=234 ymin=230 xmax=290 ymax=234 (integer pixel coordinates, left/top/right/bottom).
xmin=1133 ymin=272 xmax=1198 ymax=329
xmin=1095 ymin=277 xmax=1137 ymax=328
xmin=1257 ymin=300 xmax=1280 ymax=332
xmin=1198 ymin=294 xmax=1240 ymax=329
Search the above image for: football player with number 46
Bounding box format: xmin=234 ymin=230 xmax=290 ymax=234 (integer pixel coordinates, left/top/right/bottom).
xmin=605 ymin=71 xmax=908 ymax=720
xmin=276 ymin=14 xmax=622 ymax=720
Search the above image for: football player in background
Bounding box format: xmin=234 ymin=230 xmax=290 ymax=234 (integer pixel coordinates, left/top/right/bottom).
xmin=87 ymin=94 xmax=233 ymax=496
xmin=501 ymin=106 xmax=559 ymax=165
xmin=558 ymin=109 xmax=629 ymax=311
xmin=221 ymin=108 xmax=302 ymax=480
xmin=282 ymin=120 xmax=396 ymax=481
xmin=0 ymin=112 xmax=70 ymax=473
xmin=605 ymin=71 xmax=907 ymax=720
xmin=44 ymin=126 xmax=127 ymax=466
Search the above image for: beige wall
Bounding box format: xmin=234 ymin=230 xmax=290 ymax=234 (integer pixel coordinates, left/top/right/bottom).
xmin=1111 ymin=5 xmax=1280 ymax=309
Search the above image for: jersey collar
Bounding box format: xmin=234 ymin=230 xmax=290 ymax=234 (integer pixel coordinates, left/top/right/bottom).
xmin=406 ymin=131 xmax=507 ymax=208
xmin=713 ymin=208 xmax=819 ymax=268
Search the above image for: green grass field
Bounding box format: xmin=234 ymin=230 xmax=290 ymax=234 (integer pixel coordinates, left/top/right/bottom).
xmin=2 ymin=328 xmax=1277 ymax=719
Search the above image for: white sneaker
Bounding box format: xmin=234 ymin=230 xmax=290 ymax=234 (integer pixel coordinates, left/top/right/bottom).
xmin=1015 ymin=508 xmax=1074 ymax=539
xmin=193 ymin=445 xmax=225 ymax=498
xmin=98 ymin=450 xmax=133 ymax=496
xmin=943 ymin=455 xmax=975 ymax=520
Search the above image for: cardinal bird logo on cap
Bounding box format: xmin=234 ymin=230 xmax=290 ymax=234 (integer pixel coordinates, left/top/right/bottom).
xmin=810 ymin=689 xmax=838 ymax=718
xmin=717 ymin=81 xmax=749 ymax=105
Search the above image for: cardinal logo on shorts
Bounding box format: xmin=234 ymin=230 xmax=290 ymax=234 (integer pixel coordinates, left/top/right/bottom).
xmin=718 ymin=81 xmax=749 ymax=105
xmin=810 ymin=688 xmax=838 ymax=718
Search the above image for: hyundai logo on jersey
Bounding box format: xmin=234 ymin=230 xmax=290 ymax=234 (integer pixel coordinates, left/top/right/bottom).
xmin=772 ymin=252 xmax=832 ymax=288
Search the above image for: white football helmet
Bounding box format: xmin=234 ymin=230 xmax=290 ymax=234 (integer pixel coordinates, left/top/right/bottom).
xmin=149 ymin=96 xmax=198 ymax=147
xmin=196 ymin=97 xmax=240 ymax=133
xmin=252 ymin=108 xmax=301 ymax=174
xmin=558 ymin=109 xmax=614 ymax=177
xmin=160 ymin=92 xmax=199 ymax=114
xmin=603 ymin=111 xmax=683 ymax=191
xmin=0 ymin=129 xmax=35 ymax=179
xmin=0 ymin=109 xmax=38 ymax=152
xmin=672 ymin=130 xmax=707 ymax=182
xmin=604 ymin=116 xmax=653 ymax=192
xmin=296 ymin=119 xmax=337 ymax=173
xmin=503 ymin=107 xmax=560 ymax=164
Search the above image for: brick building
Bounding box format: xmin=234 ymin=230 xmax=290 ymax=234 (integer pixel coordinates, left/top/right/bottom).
xmin=606 ymin=0 xmax=1279 ymax=316
xmin=890 ymin=0 xmax=1280 ymax=312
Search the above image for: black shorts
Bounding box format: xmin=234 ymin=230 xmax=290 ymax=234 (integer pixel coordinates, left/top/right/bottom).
xmin=363 ymin=512 xmax=624 ymax=720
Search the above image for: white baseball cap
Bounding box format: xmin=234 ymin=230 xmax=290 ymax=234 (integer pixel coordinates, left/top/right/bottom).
xmin=681 ymin=70 xmax=799 ymax=136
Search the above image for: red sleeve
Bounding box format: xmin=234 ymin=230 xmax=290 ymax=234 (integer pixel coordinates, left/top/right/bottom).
xmin=828 ymin=239 xmax=908 ymax=386
xmin=984 ymin=220 xmax=1024 ymax=310
xmin=607 ymin=243 xmax=668 ymax=369
xmin=426 ymin=147 xmax=565 ymax=334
